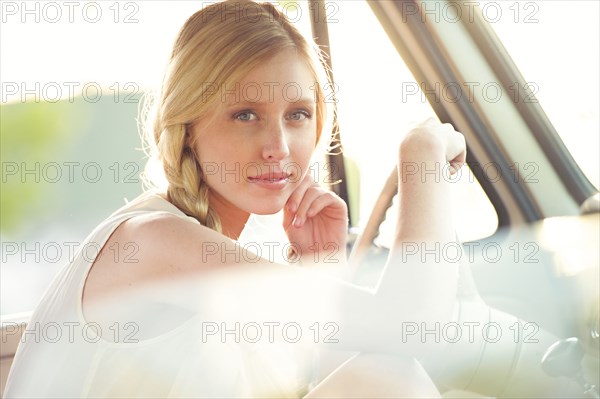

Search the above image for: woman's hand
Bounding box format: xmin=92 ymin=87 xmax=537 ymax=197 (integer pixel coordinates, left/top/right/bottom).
xmin=401 ymin=118 xmax=466 ymax=173
xmin=283 ymin=170 xmax=348 ymax=266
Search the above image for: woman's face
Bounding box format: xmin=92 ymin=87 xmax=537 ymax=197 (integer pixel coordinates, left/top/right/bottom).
xmin=190 ymin=49 xmax=318 ymax=216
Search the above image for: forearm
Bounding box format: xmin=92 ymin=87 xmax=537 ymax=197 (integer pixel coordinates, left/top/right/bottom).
xmin=368 ymin=129 xmax=462 ymax=354
xmin=395 ymin=130 xmax=457 ymax=244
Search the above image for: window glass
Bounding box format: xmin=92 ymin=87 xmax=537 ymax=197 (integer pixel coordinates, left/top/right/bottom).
xmin=0 ymin=0 xmax=499 ymax=316
xmin=319 ymin=1 xmax=499 ymax=242
xmin=480 ymin=0 xmax=599 ymax=190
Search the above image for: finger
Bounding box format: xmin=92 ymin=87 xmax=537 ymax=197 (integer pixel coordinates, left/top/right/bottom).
xmin=293 ymin=186 xmax=327 ymax=227
xmin=454 ymin=146 xmax=466 ymax=166
xmin=282 ymin=203 xmax=295 ymax=230
xmin=305 ymin=192 xmax=345 ymax=219
xmin=286 ymin=173 xmax=316 ymax=214
xmin=451 ymin=132 xmax=467 ymax=172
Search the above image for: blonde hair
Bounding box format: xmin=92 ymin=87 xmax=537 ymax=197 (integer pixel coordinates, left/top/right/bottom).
xmin=141 ymin=0 xmax=330 ymax=232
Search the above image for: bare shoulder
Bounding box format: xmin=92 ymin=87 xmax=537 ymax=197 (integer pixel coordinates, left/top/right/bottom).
xmin=82 ymin=212 xmax=229 ymax=309
xmin=82 ymin=211 xmax=295 ymax=328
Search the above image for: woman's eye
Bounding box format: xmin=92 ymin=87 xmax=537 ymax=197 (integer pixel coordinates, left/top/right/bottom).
xmin=288 ymin=110 xmax=311 ymax=121
xmin=233 ymin=111 xmax=257 ymax=121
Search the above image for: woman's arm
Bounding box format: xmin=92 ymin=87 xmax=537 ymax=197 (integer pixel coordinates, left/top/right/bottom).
xmin=376 ymin=119 xmax=466 ymax=325
xmin=83 ymin=120 xmax=466 ymax=358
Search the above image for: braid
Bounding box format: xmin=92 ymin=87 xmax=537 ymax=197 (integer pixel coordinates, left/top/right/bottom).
xmin=158 ymin=124 xmax=222 ymax=232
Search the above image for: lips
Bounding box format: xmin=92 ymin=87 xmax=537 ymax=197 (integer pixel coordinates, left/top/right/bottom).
xmin=247 ymin=172 xmax=291 ymax=183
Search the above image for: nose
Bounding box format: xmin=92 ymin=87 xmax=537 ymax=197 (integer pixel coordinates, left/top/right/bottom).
xmin=261 ymin=119 xmax=290 ymax=161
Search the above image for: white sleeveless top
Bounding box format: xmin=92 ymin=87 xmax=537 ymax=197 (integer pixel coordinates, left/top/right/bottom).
xmin=4 ymin=190 xmax=317 ymax=398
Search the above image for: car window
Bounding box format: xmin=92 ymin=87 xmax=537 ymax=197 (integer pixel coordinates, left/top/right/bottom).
xmin=1 ymin=0 xmax=513 ymax=317
xmin=479 ymin=0 xmax=599 ymax=190
xmin=305 ymin=0 xmax=499 ymax=243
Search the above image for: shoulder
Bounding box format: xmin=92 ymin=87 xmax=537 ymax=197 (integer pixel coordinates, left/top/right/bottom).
xmin=118 ymin=211 xmax=209 ymax=261
xmin=83 ymin=211 xmax=231 ymax=306
xmin=121 ymin=211 xmax=238 ymax=266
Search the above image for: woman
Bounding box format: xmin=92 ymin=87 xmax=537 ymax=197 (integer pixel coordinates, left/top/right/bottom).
xmin=4 ymin=1 xmax=465 ymax=397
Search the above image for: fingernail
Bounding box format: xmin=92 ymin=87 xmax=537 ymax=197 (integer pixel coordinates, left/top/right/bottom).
xmin=307 ymin=209 xmax=315 ymax=217
xmin=294 ymin=216 xmax=304 ymax=227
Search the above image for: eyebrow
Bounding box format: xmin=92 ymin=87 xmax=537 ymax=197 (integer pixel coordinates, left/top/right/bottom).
xmin=225 ymin=97 xmax=316 ymax=107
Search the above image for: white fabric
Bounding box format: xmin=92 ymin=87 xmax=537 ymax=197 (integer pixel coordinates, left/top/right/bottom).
xmin=4 ymin=191 xmax=316 ymax=398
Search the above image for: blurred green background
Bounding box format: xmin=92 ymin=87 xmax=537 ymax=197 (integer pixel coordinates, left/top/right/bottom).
xmin=1 ymin=94 xmax=147 ymax=314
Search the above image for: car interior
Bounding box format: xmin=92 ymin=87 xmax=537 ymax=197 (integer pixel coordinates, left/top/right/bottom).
xmin=1 ymin=1 xmax=598 ymax=397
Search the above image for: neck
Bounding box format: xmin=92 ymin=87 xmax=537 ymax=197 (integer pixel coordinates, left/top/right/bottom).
xmin=208 ymin=191 xmax=250 ymax=240
xmin=159 ymin=189 xmax=249 ymax=240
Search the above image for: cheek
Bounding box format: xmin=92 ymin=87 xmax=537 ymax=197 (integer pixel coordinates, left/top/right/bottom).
xmin=299 ymin=140 xmax=315 ymax=162
xmin=196 ymin=144 xmax=252 ymax=190
xmin=196 ymin=134 xmax=240 ymax=165
xmin=294 ymin=128 xmax=318 ymax=159
xmin=288 ymin=141 xmax=316 ymax=181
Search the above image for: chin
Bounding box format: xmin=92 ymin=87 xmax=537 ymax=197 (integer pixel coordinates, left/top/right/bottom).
xmin=245 ymin=198 xmax=287 ymax=215
xmin=250 ymin=203 xmax=286 ymax=215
